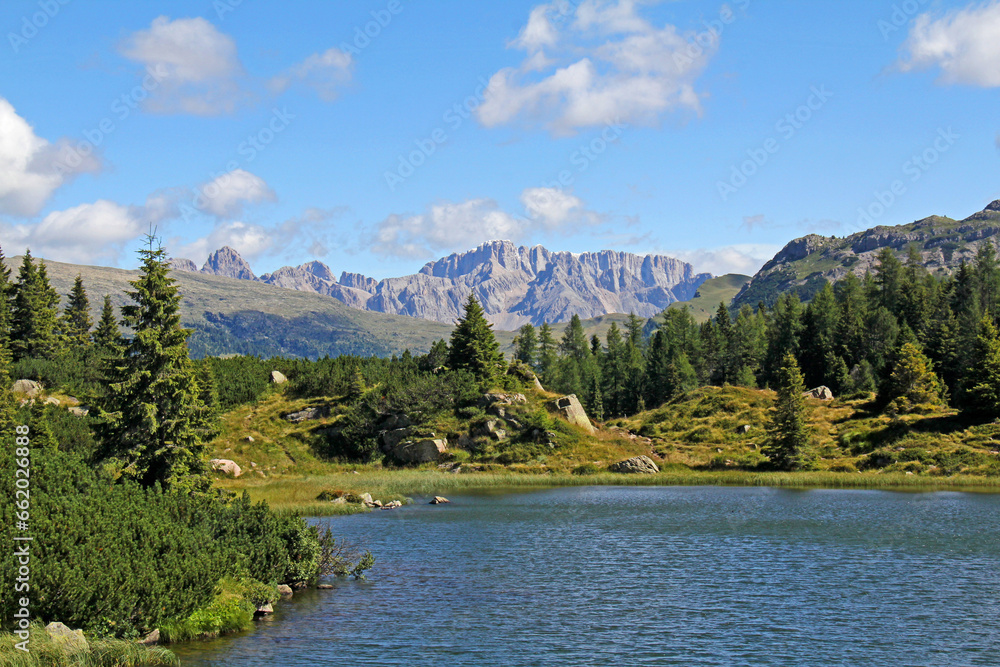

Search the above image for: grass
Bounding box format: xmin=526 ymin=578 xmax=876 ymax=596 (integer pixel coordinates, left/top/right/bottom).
xmin=662 ymin=274 xmax=751 ymax=322
xmin=159 ymin=578 xmax=263 ymax=644
xmin=0 ymin=624 xmax=178 ymax=667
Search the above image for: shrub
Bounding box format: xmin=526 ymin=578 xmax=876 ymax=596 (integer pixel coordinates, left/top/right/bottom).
xmin=572 ymin=463 xmax=600 ymax=475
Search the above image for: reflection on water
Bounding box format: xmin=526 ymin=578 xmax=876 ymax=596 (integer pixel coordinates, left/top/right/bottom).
xmin=172 ymin=486 xmax=1000 ymax=666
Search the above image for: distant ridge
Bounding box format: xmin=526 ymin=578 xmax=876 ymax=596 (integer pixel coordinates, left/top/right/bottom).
xmin=174 ymin=240 xmax=711 ymax=328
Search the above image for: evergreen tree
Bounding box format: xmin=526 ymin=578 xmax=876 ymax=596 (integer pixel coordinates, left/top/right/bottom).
xmin=727 ymin=305 xmax=765 ymax=387
xmin=10 ymin=251 xmax=60 ymax=360
xmin=874 ymin=248 xmax=904 ymax=313
xmin=0 ymin=244 xmax=12 ymax=346
xmin=764 ymin=292 xmax=803 ymax=386
xmin=92 ymin=295 xmax=123 ymax=353
xmin=800 ymin=283 xmax=838 ymax=387
xmin=419 ymin=339 xmax=449 ymax=371
xmin=447 ymin=293 xmax=505 ymax=386
xmin=94 ymin=238 xmax=210 ymax=492
xmin=61 ymin=274 xmax=93 ymax=348
xmin=601 ymin=323 xmax=628 ymax=416
xmin=973 ymin=241 xmax=1000 ymax=319
xmin=537 ymin=322 xmax=558 ymax=384
xmin=880 ymin=342 xmax=944 ymax=414
xmin=645 ymin=329 xmax=671 ymax=407
xmin=513 ymin=323 xmax=538 ymax=366
xmin=623 ymin=313 xmax=646 ymax=414
xmin=763 ymin=352 xmax=809 ymax=471
xmin=964 ymin=316 xmax=1000 ymax=417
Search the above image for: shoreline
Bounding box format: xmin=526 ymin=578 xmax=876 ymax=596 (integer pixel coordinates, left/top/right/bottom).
xmin=218 ymin=469 xmax=1000 ymax=515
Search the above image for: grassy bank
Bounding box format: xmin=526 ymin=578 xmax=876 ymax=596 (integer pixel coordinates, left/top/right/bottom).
xmin=0 ymin=624 xmax=178 ymax=666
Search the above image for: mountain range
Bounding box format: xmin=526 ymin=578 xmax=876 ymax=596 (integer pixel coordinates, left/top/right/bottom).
xmin=171 ymin=240 xmax=711 ymax=329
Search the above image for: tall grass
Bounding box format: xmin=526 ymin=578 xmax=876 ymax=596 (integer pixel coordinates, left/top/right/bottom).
xmin=0 ymin=624 xmax=178 ymax=666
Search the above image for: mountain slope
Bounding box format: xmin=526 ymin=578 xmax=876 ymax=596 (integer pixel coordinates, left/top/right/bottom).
xmin=183 ymin=240 xmax=711 ymax=329
xmin=733 ymin=201 xmax=1000 ymax=309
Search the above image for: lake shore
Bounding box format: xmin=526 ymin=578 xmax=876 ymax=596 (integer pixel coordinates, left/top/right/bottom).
xmin=217 ymin=468 xmax=1000 ymax=515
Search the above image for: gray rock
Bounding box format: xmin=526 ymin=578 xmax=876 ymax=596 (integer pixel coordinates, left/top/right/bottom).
xmin=139 ymin=629 xmax=160 ymax=645
xmin=209 ymin=459 xmax=242 ymax=477
xmin=392 ymin=438 xmax=447 ymax=464
xmin=12 ymin=379 xmax=42 ymax=397
xmin=316 ymin=584 xmax=334 ymax=590
xmin=804 ymin=386 xmax=834 ymax=401
xmin=378 ymin=413 xmax=412 ymax=431
xmin=548 ymin=394 xmax=595 ymax=434
xmin=169 ymin=258 xmax=198 ymax=272
xmin=255 ymin=603 xmax=274 ymax=615
xmin=43 ymin=396 xmax=60 ymax=406
xmin=609 ymin=455 xmax=660 ymax=474
xmin=68 ymin=406 xmax=89 ymax=417
xmin=270 ymin=370 xmax=287 ymax=384
xmin=202 ymin=246 xmax=259 ymax=281
xmin=491 ymin=429 xmax=507 ymax=442
xmin=479 ymin=392 xmax=528 ymax=406
xmin=430 ymin=496 xmax=450 ymax=504
xmin=277 ymin=584 xmax=294 ymax=597
xmin=284 ymin=405 xmax=330 ymax=422
xmin=45 ymin=622 xmax=88 ymax=652
xmin=380 ymin=427 xmax=415 ymax=452
xmin=736 ymin=424 xmax=752 ymax=434
xmin=244 ymin=435 xmax=255 ymax=443
xmin=361 ymin=493 xmax=373 ymax=505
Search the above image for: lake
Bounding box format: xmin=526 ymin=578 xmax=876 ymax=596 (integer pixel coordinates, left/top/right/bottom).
xmin=172 ymin=486 xmax=1000 ymax=666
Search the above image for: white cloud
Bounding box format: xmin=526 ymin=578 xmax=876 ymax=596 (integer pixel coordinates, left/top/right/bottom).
xmin=269 ymin=48 xmax=353 ymax=101
xmin=369 ymin=188 xmax=605 ymax=258
xmin=195 ymin=169 xmax=276 ymax=219
xmin=172 ymin=221 xmax=274 ymax=265
xmin=898 ymin=1 xmax=1000 ymax=86
xmin=668 ymin=243 xmax=780 ymax=277
xmin=0 ymin=98 xmax=102 ymax=217
xmin=1 ymin=200 xmax=142 ymax=264
xmin=477 ymin=0 xmax=718 ymax=134
xmin=119 ymin=16 xmax=247 ymax=115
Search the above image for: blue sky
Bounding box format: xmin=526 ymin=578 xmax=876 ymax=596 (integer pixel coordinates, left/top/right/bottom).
xmin=0 ymin=0 xmax=997 ymax=279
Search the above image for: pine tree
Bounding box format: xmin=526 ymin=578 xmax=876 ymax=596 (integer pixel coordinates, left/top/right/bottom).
xmin=513 ymin=323 xmax=538 ymax=366
xmin=964 ymin=316 xmax=1000 ymax=417
xmin=623 ymin=313 xmax=646 ymax=414
xmin=880 ymin=342 xmax=944 ymax=415
xmin=94 ymin=237 xmax=210 ymax=492
xmin=0 ymin=244 xmax=12 ymax=346
xmin=92 ymin=295 xmax=123 ymax=354
xmin=61 ymin=274 xmax=93 ymax=348
xmin=10 ymin=251 xmax=60 ymax=360
xmin=973 ymin=241 xmax=1000 ymax=319
xmin=536 ymin=322 xmax=558 ymax=383
xmin=447 ymin=293 xmax=505 ymax=387
xmin=763 ymin=352 xmax=809 ymax=471
xmin=602 ymin=323 xmax=628 ymax=417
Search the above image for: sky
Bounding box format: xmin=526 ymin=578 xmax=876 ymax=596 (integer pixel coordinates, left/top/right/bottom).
xmin=0 ymin=0 xmax=998 ymax=280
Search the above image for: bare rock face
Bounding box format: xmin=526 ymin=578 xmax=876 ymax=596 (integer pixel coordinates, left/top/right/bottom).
xmin=610 ymin=455 xmax=660 ymax=474
xmin=201 ymin=246 xmax=258 ymax=281
xmin=169 ymin=258 xmax=199 ymax=272
xmin=548 ymin=394 xmax=595 ymax=434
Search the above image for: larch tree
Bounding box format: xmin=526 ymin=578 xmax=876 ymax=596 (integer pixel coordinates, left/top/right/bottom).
xmin=94 ymin=237 xmax=210 ymax=492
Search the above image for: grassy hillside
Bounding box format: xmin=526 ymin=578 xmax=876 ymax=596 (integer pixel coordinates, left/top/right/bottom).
xmin=8 ymin=256 xmax=456 ymax=359
xmin=666 ymin=274 xmax=750 ymax=322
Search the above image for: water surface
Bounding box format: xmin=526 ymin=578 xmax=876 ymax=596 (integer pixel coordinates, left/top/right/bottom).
xmin=173 ymin=486 xmax=1000 ymax=666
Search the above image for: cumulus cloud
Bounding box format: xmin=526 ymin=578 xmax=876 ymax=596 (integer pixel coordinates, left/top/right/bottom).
xmin=195 ymin=169 xmax=276 ymax=219
xmin=0 ymin=98 xmax=102 ymax=217
xmin=668 ymin=243 xmax=780 ymax=277
xmin=898 ymin=1 xmax=1000 ymax=86
xmin=1 ymin=200 xmax=142 ymax=265
xmin=369 ymin=188 xmax=605 ymax=258
xmin=477 ymin=0 xmax=719 ymax=134
xmin=268 ymin=48 xmax=353 ymax=101
xmin=119 ymin=16 xmax=247 ymax=114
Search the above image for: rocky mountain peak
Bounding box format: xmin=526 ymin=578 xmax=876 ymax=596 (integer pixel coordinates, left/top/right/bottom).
xmin=169 ymin=258 xmax=198 ymax=273
xmin=986 ymin=200 xmax=1000 ymax=213
xmin=201 ymin=246 xmax=258 ymax=281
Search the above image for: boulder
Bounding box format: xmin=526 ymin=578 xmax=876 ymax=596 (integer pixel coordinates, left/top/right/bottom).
xmin=430 ymin=496 xmax=450 ymax=504
xmin=139 ymin=629 xmax=160 ymax=645
xmin=548 ymin=395 xmax=595 ymax=434
xmin=68 ymin=406 xmax=89 ymax=417
xmin=472 ymin=419 xmax=503 ymax=437
xmin=392 ymin=439 xmax=447 ymax=464
xmin=277 ymin=584 xmax=294 ymax=597
xmin=804 ymin=386 xmax=834 ymax=401
xmin=479 ymin=392 xmax=527 ymax=406
xmin=491 ymin=429 xmax=507 ymax=442
xmin=378 ymin=413 xmax=412 ymax=431
xmin=379 ymin=427 xmax=415 ymax=452
xmin=270 ymin=370 xmax=287 ymax=384
xmin=255 ymin=603 xmax=274 ymax=615
xmin=316 ymin=584 xmax=334 ymax=590
xmin=360 ymin=493 xmax=373 ymax=505
xmin=244 ymin=435 xmax=255 ymax=443
xmin=283 ymin=405 xmax=331 ymax=423
xmin=44 ymin=396 xmax=60 ymax=406
xmin=736 ymin=424 xmax=752 ymax=434
xmin=209 ymin=459 xmax=242 ymax=477
xmin=609 ymin=455 xmax=660 ymax=474
xmin=12 ymin=379 xmax=42 ymax=397
xmin=45 ymin=622 xmax=88 ymax=652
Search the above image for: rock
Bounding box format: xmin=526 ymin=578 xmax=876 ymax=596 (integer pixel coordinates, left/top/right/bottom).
xmin=277 ymin=584 xmax=294 ymax=597
xmin=533 ymin=376 xmax=545 ymax=391
xmin=380 ymin=427 xmax=415 ymax=452
xmin=372 ymin=500 xmax=383 ymax=508
xmin=44 ymin=396 xmax=60 ymax=406
xmin=316 ymin=584 xmax=334 ymax=590
xmin=361 ymin=493 xmax=373 ymax=505
xmin=68 ymin=406 xmax=89 ymax=417
xmin=479 ymin=392 xmax=528 ymax=406
xmin=736 ymin=424 xmax=752 ymax=434
xmin=12 ymin=379 xmax=42 ymax=397
xmin=609 ymin=455 xmax=660 ymax=474
xmin=473 ymin=419 xmax=503 ymax=437
xmin=63 ymin=396 xmax=80 ymax=406
xmin=270 ymin=370 xmax=287 ymax=384
xmin=381 ymin=500 xmax=403 ymax=509
xmin=202 ymin=246 xmax=259 ymax=281
xmin=45 ymin=622 xmax=88 ymax=652
xmin=139 ymin=629 xmax=160 ymax=645
xmin=209 ymin=459 xmax=242 ymax=477
xmin=378 ymin=413 xmax=412 ymax=431
xmin=255 ymin=603 xmax=274 ymax=615
xmin=491 ymin=429 xmax=507 ymax=442
xmin=803 ymin=386 xmax=834 ymax=400
xmin=391 ymin=439 xmax=447 ymax=464
xmin=284 ymin=405 xmax=331 ymax=423
xmin=244 ymin=435 xmax=255 ymax=443
xmin=486 ymin=405 xmax=507 ymax=418
xmin=430 ymin=496 xmax=450 ymax=504
xmin=169 ymin=258 xmax=198 ymax=272
xmin=548 ymin=394 xmax=595 ymax=434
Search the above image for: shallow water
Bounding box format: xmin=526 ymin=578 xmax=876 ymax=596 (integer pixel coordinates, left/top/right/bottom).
xmin=172 ymin=486 xmax=1000 ymax=666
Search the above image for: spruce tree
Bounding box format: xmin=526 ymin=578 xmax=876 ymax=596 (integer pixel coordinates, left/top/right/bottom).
xmin=447 ymin=293 xmax=505 ymax=387
xmin=763 ymin=352 xmax=809 ymax=471
xmin=513 ymin=323 xmax=538 ymax=366
xmin=965 ymin=316 xmax=1000 ymax=417
xmin=880 ymin=342 xmax=944 ymax=415
xmin=61 ymin=274 xmax=93 ymax=348
xmin=0 ymin=244 xmax=12 ymax=346
xmin=11 ymin=251 xmax=60 ymax=360
xmin=602 ymin=323 xmax=628 ymax=416
xmin=536 ymin=322 xmax=558 ymax=383
xmin=92 ymin=295 xmax=122 ymax=353
xmin=94 ymin=237 xmax=209 ymax=492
